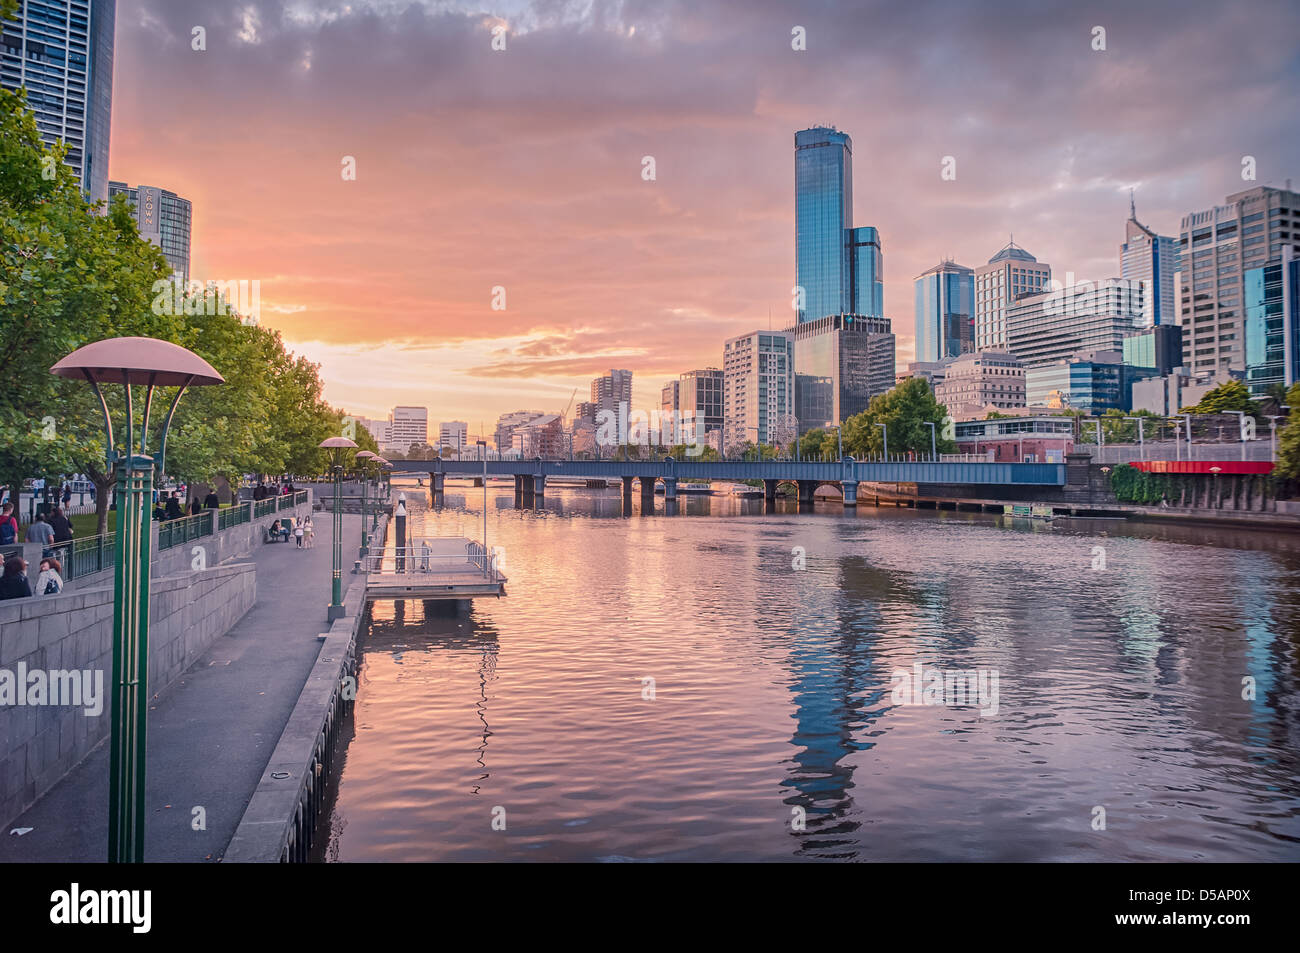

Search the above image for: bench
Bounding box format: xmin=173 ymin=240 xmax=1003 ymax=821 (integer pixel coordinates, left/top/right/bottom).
xmin=262 ymin=518 xmax=294 ymax=543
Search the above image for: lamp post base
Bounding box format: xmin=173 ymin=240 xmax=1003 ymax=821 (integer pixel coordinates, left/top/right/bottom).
xmin=327 ymin=604 xmax=346 ymax=621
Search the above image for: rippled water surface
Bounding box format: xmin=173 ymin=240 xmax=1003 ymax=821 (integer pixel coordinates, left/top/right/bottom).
xmin=316 ymin=479 xmax=1300 ymax=862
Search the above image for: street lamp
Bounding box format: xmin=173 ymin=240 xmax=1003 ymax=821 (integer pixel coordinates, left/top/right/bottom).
xmin=875 ymin=423 xmax=887 ymax=461
xmin=50 ymin=336 xmax=224 ymax=864
xmin=319 ymin=436 xmax=357 ymax=621
xmin=1266 ymin=406 xmax=1290 ymax=462
xmin=355 ymin=450 xmax=377 ymax=556
xmin=1209 ymin=465 xmax=1223 ymax=509
xmin=1123 ymin=417 xmax=1146 ymax=461
xmin=923 ymin=421 xmax=936 ymax=461
xmin=373 ymin=456 xmax=390 ymax=529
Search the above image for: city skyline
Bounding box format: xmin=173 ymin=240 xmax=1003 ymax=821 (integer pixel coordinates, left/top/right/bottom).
xmin=96 ymin=0 xmax=1300 ymax=424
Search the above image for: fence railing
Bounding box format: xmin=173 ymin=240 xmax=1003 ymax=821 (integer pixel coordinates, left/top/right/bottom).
xmin=49 ymin=532 xmax=115 ymax=580
xmin=158 ymin=511 xmax=215 ymax=550
xmin=253 ymin=498 xmax=277 ymax=520
xmin=218 ymin=504 xmax=252 ymax=531
xmin=362 ymin=539 xmax=499 ymax=582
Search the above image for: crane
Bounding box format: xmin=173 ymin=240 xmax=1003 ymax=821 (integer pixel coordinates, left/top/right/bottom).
xmin=561 ymin=387 xmax=577 ymax=426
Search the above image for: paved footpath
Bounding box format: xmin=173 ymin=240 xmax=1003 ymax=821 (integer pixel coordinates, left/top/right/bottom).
xmin=0 ymin=513 xmax=364 ymax=862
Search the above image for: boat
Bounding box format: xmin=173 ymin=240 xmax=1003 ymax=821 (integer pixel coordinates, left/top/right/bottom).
xmin=721 ymin=483 xmax=763 ymax=498
xmin=679 ymin=482 xmax=713 ymax=494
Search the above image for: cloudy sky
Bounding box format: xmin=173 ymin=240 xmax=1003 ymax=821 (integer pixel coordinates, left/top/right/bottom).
xmin=109 ymin=0 xmax=1300 ymax=429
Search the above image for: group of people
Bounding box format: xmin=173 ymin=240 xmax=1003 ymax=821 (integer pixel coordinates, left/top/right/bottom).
xmin=252 ymin=482 xmax=297 ymax=501
xmin=0 ymin=555 xmax=64 ymax=600
xmin=269 ymin=515 xmax=314 ymax=548
xmin=150 ymin=489 xmax=222 ymax=521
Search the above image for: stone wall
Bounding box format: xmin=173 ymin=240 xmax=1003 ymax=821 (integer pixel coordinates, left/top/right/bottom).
xmin=0 ymin=562 xmax=256 ymax=831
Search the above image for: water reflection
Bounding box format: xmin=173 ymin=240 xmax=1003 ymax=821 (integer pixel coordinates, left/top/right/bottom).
xmin=316 ymin=479 xmax=1300 ymax=862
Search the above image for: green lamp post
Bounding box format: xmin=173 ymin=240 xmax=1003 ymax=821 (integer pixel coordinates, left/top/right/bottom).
xmin=51 ymin=336 xmax=224 ymax=864
xmin=319 ymin=436 xmax=357 ymax=620
xmin=355 ymin=450 xmax=377 ymax=557
xmin=373 ymin=457 xmax=391 ymax=531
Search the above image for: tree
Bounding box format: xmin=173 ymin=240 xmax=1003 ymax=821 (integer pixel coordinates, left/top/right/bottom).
xmin=797 ymin=427 xmax=838 ymax=459
xmin=842 ymin=377 xmax=956 ymax=457
xmin=1180 ymin=379 xmax=1258 ymax=416
xmin=1276 ymin=383 xmax=1300 ymax=483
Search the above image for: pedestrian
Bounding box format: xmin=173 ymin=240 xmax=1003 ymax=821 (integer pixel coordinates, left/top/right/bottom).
xmin=61 ymin=482 xmax=71 ymax=506
xmin=253 ymin=484 xmax=264 ymax=502
xmin=164 ymin=491 xmax=183 ymax=521
xmin=204 ymin=489 xmax=220 ymax=509
xmin=190 ymin=496 xmax=203 ymax=516
xmin=152 ymin=499 xmax=166 ymax=521
xmin=25 ymin=512 xmax=54 ymax=546
xmin=48 ymin=506 xmax=73 ymax=542
xmin=294 ymin=520 xmax=304 ymax=548
xmin=0 ymin=556 xmax=32 ymax=600
xmin=303 ymin=515 xmax=315 ymax=548
xmin=36 ymin=557 xmax=63 ymax=596
xmin=0 ymin=502 xmax=19 ymax=545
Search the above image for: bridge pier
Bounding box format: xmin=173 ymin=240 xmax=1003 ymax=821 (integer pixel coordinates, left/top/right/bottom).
xmin=840 ymin=480 xmax=858 ymax=506
xmin=764 ymin=479 xmax=778 ymax=502
xmin=797 ymin=480 xmax=817 ymax=506
xmin=473 ymin=476 xmax=484 ymax=487
xmin=639 ymin=477 xmax=656 ymax=510
xmin=513 ymin=474 xmax=524 ymax=507
xmin=432 ymin=472 xmax=445 ymax=507
xmin=532 ymin=474 xmax=546 ymax=502
xmin=663 ymin=477 xmax=678 ymax=501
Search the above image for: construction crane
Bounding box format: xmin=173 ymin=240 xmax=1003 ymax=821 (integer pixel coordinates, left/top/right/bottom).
xmin=560 ymin=387 xmax=577 ymax=426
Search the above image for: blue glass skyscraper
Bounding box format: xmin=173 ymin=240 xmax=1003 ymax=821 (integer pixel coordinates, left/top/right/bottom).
xmin=848 ymin=226 xmax=883 ymax=318
xmin=914 ymin=260 xmax=975 ymax=362
xmin=795 ymin=127 xmax=854 ymax=322
xmin=1244 ymin=247 xmax=1299 ymax=396
xmin=1 ymin=0 xmax=116 ymax=204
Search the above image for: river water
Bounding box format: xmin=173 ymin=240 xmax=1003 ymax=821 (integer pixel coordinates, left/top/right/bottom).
xmin=315 ymin=478 xmax=1300 ymax=862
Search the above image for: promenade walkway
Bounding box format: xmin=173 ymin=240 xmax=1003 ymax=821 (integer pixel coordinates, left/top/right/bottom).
xmin=0 ymin=514 xmax=362 ymax=862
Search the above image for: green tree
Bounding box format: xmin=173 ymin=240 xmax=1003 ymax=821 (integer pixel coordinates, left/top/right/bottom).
xmin=842 ymin=377 xmax=956 ymax=457
xmin=1276 ymin=383 xmax=1300 ymax=482
xmin=1181 ymin=379 xmax=1258 ymax=416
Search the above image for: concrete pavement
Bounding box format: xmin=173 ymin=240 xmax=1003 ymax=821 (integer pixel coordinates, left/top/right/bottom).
xmin=0 ymin=513 xmax=363 ymax=862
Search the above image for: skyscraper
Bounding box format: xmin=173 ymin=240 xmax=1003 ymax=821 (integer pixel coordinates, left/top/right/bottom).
xmin=591 ymin=369 xmax=633 ymax=415
xmin=914 ymin=260 xmax=975 ymax=362
xmin=788 ymin=314 xmax=895 ymax=432
xmin=723 ymin=331 xmax=794 ymax=451
xmin=847 ymin=226 xmax=883 ymax=318
xmin=676 ymin=369 xmax=724 ymax=439
xmin=1244 ymin=246 xmax=1299 ymax=396
xmin=975 ymin=241 xmax=1051 ymax=351
xmin=1120 ymin=195 xmax=1179 ymax=326
xmin=108 ymin=182 xmax=192 ymax=284
xmin=2 ymin=0 xmax=116 ymax=204
xmin=387 ymin=406 xmax=428 ymax=452
xmin=1005 ymin=278 xmax=1145 ymax=367
xmin=795 ymin=127 xmax=853 ymax=323
xmin=1178 ymin=185 xmax=1300 ymax=375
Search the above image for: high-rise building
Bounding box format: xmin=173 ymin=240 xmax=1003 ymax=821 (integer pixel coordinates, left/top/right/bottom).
xmin=353 ymin=415 xmax=390 ymax=447
xmin=793 ymin=127 xmax=884 ymax=323
xmin=1005 ymin=278 xmax=1145 ymax=367
xmin=660 ymin=380 xmax=680 ymax=414
xmin=1178 ymin=185 xmax=1300 ymax=375
xmin=914 ymin=260 xmax=975 ymax=362
xmin=934 ymin=351 xmax=1026 ymax=421
xmin=1244 ymin=245 xmax=1299 ymax=396
xmin=2 ymin=0 xmax=116 ymax=204
xmin=676 ymin=368 xmax=724 ymax=439
xmin=788 ymin=314 xmax=895 ymax=432
xmin=495 ymin=410 xmax=547 ymax=453
xmin=591 ymin=369 xmax=633 ymax=415
xmin=1120 ymin=195 xmax=1179 ymax=326
xmin=108 ymin=182 xmax=192 ymax=284
xmin=975 ymin=241 xmax=1051 ymax=351
xmin=1024 ymin=349 xmax=1146 ymax=414
xmin=1122 ymin=324 xmax=1183 ymax=375
xmin=723 ymin=331 xmax=794 ymax=451
xmin=438 ymin=421 xmax=468 ymax=453
xmin=387 ymin=406 xmax=428 ymax=452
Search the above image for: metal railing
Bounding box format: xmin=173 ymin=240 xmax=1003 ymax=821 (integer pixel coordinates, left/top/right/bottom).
xmin=50 ymin=532 xmax=115 ymax=579
xmin=361 ymin=540 xmax=500 ymax=582
xmin=219 ymin=503 xmax=252 ymax=531
xmin=253 ymin=498 xmax=277 ymax=519
xmin=158 ymin=511 xmax=215 ymax=550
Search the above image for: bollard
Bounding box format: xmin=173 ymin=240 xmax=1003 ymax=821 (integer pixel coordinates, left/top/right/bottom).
xmin=395 ymin=494 xmax=407 ymax=572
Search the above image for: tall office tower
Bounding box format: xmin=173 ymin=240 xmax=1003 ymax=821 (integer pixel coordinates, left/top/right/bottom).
xmin=387 ymin=406 xmax=428 ymax=451
xmin=660 ymin=380 xmax=680 ymax=414
xmin=722 ymin=331 xmax=794 ymax=451
xmin=848 ymin=226 xmax=884 ymax=318
xmin=975 ymin=240 xmax=1051 ymax=351
xmin=914 ymin=260 xmax=975 ymax=362
xmin=591 ymin=369 xmax=633 ymax=416
xmin=1120 ymin=195 xmax=1179 ymax=327
xmin=1005 ymin=278 xmax=1145 ymax=367
xmin=677 ymin=368 xmax=724 ymax=439
xmin=438 ymin=421 xmax=468 ymax=453
xmin=1244 ymin=245 xmax=1299 ymax=396
xmin=795 ymin=127 xmax=853 ymax=323
xmin=934 ymin=351 xmax=1026 ymax=420
xmin=1179 ymin=185 xmax=1300 ymax=375
xmin=353 ymin=416 xmax=390 ymax=447
xmin=108 ymin=182 xmax=192 ymax=284
xmin=1 ymin=0 xmax=116 ymax=204
xmin=788 ymin=314 xmax=895 ymax=432
xmin=794 ymin=127 xmax=885 ymax=324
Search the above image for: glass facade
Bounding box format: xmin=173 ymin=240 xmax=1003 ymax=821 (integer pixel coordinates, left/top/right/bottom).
xmin=2 ymin=0 xmax=116 ymax=204
xmin=1006 ymin=279 xmax=1145 ymax=366
xmin=108 ymin=182 xmax=193 ymax=284
xmin=848 ymin=226 xmax=883 ymax=318
xmin=790 ymin=314 xmax=894 ymax=432
xmin=1121 ymin=324 xmax=1182 ymax=375
xmin=1244 ymin=251 xmax=1299 ymax=396
xmin=914 ymin=262 xmax=974 ymax=362
xmin=1121 ymin=213 xmax=1179 ymax=326
xmin=1025 ymin=359 xmax=1147 ymax=414
xmin=795 ymin=127 xmax=853 ymax=323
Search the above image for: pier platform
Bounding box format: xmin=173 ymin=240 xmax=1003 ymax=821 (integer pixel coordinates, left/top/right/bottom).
xmin=362 ymin=536 xmax=506 ymax=601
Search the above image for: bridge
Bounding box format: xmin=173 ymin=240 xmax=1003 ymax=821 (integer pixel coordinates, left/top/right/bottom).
xmin=395 ymin=457 xmax=1066 ymax=506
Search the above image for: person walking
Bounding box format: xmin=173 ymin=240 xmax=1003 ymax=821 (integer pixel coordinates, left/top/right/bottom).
xmin=190 ymin=496 xmax=203 ymax=516
xmin=61 ymin=482 xmax=72 ymax=506
xmin=35 ymin=557 xmax=63 ymax=596
xmin=294 ymin=520 xmax=304 ymax=548
xmin=164 ymin=491 xmax=183 ymax=521
xmin=204 ymin=489 xmax=220 ymax=509
xmin=48 ymin=506 xmax=73 ymax=543
xmin=0 ymin=556 xmax=32 ymax=600
xmin=25 ymin=512 xmax=54 ymax=546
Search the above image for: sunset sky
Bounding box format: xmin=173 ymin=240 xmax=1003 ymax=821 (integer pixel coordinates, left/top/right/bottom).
xmin=108 ymin=0 xmax=1300 ymax=429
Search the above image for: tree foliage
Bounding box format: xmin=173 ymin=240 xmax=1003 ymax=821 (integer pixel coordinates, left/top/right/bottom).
xmin=842 ymin=377 xmax=957 ymax=457
xmin=1180 ymin=379 xmax=1258 ymax=416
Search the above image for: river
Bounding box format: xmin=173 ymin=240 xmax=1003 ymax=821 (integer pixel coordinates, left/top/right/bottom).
xmin=314 ymin=478 xmax=1300 ymax=862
